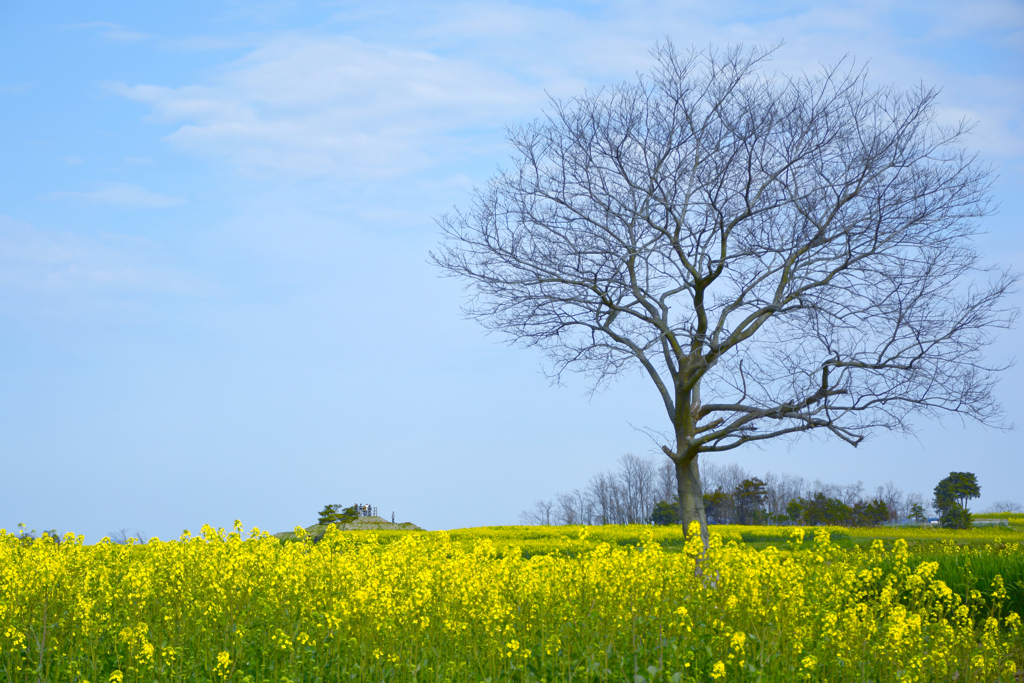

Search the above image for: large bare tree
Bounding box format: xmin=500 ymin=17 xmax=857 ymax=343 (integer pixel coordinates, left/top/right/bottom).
xmin=432 ymin=43 xmax=1018 ymax=545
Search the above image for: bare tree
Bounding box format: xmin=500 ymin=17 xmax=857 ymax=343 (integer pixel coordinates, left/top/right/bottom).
xmin=519 ymin=499 xmax=555 ymax=525
xmin=555 ymin=489 xmax=593 ymax=525
xmin=986 ymin=500 xmax=1024 ymax=514
xmin=522 ymin=454 xmax=666 ymax=525
xmin=840 ymin=482 xmax=866 ymax=509
xmin=438 ymin=41 xmax=1015 ymax=544
xmin=618 ymin=453 xmax=657 ymax=523
xmin=440 ymin=43 xmax=1019 ymax=544
xmin=586 ymin=471 xmax=618 ymax=524
xmin=657 ymin=458 xmax=677 ymax=503
xmin=875 ymin=481 xmax=909 ymax=521
xmin=763 ymin=471 xmax=805 ymax=519
xmin=905 ymin=492 xmax=926 ymax=520
xmin=576 ymin=488 xmax=595 ymax=524
xmin=702 ymin=461 xmax=751 ymax=497
xmin=108 ymin=528 xmax=147 ymax=545
xmin=523 ymin=454 xmax=935 ymax=528
xmin=809 ymin=479 xmax=864 ymax=508
xmin=555 ymin=492 xmax=578 ymax=525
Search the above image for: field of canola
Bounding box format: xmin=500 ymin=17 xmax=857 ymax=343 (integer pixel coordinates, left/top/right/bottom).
xmin=2 ymin=522 xmax=1022 ymax=683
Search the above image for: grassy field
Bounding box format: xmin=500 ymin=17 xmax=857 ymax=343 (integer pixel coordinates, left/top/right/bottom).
xmin=975 ymin=512 xmax=1024 ymax=526
xmin=2 ymin=523 xmax=1022 ymax=682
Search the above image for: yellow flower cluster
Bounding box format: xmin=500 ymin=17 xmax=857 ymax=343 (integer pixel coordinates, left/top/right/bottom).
xmin=439 ymin=520 xmax=1024 ymax=557
xmin=0 ymin=523 xmax=1020 ymax=682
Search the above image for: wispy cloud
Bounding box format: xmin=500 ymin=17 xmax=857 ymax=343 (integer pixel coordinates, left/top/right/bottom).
xmin=922 ymin=0 xmax=1024 ymax=41
xmin=48 ymin=182 xmax=185 ymax=208
xmin=166 ymin=34 xmax=263 ymax=51
xmin=106 ymin=34 xmax=544 ymax=179
xmin=66 ymin=21 xmax=153 ymax=43
xmin=0 ymin=215 xmax=209 ymax=296
xmin=101 ymin=0 xmax=1022 ymax=181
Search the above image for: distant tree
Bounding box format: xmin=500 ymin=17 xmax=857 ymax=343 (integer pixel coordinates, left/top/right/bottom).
xmin=703 ymin=489 xmax=733 ymax=525
xmin=940 ymin=505 xmax=974 ymax=530
xmin=520 ymin=452 xmax=668 ymax=526
xmin=802 ymin=493 xmax=853 ymax=526
xmin=700 ymin=462 xmax=751 ymax=501
xmin=932 ymin=472 xmax=980 ymax=529
xmin=519 ymin=499 xmax=556 ymax=525
xmin=867 ymin=499 xmax=889 ymax=526
xmin=109 ymin=528 xmax=147 ymax=545
xmin=909 ymin=502 xmax=928 ymax=523
xmin=15 ymin=524 xmax=36 ymax=547
xmin=657 ymin=459 xmax=677 ymax=506
xmin=556 ymin=490 xmax=591 ymax=525
xmin=585 ymin=472 xmax=618 ymax=525
xmin=652 ymin=499 xmax=680 ymax=525
xmin=618 ymin=453 xmax=657 ymax=524
xmin=523 ymin=454 xmax=945 ymax=529
xmin=762 ymin=472 xmax=805 ymax=520
xmin=986 ymin=500 xmax=1024 ymax=514
xmin=852 ymin=499 xmax=889 ymax=527
xmin=318 ymin=504 xmax=359 ymax=526
xmin=933 ymin=472 xmax=981 ymax=512
xmin=734 ymin=478 xmax=768 ymax=525
xmin=905 ymin=493 xmax=926 ymax=520
xmin=786 ymin=499 xmax=804 ymax=524
xmin=808 ymin=480 xmax=866 ymax=509
xmin=874 ymin=481 xmax=909 ymax=521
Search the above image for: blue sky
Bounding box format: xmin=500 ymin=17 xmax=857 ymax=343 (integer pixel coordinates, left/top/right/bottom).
xmin=2 ymin=0 xmax=1022 ymax=541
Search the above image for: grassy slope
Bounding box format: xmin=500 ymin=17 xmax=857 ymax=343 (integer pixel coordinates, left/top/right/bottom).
xmin=273 ymin=515 xmax=423 ymax=542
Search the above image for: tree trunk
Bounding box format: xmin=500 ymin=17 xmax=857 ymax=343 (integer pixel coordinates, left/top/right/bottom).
xmin=676 ymin=455 xmax=709 ymax=548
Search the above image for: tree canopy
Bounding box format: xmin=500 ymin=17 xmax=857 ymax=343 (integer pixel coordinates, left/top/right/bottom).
xmin=317 ymin=504 xmax=359 ymax=526
xmin=933 ymin=471 xmax=981 ymax=529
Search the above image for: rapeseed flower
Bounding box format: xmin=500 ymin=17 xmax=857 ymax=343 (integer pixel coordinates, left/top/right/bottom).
xmin=0 ymin=522 xmax=1021 ymax=681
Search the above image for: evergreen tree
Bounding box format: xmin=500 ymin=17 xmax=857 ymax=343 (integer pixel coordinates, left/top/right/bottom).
xmin=734 ymin=478 xmax=768 ymax=525
xmin=651 ymin=500 xmax=680 ymax=526
xmin=318 ymin=504 xmax=359 ymax=526
xmin=909 ymin=502 xmax=928 ymax=523
xmin=940 ymin=504 xmax=974 ymax=530
xmin=786 ymin=499 xmax=804 ymax=524
xmin=932 ymin=472 xmax=980 ymax=529
xmin=852 ymin=499 xmax=889 ymax=527
xmin=801 ymin=493 xmax=853 ymax=526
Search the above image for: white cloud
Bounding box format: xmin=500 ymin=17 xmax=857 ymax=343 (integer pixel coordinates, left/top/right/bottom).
xmin=0 ymin=215 xmax=209 ymax=296
xmin=107 ymin=34 xmax=544 ymax=178
xmin=63 ymin=156 xmax=84 ymax=166
xmin=67 ymin=21 xmax=153 ymax=43
xmin=102 ymin=0 xmax=1022 ymax=182
xmin=103 ymin=29 xmax=153 ymax=43
xmin=699 ymin=0 xmax=1024 ymax=162
xmin=923 ymin=0 xmax=1024 ymax=41
xmin=167 ymin=34 xmax=262 ymax=51
xmin=48 ymin=182 xmax=185 ymax=208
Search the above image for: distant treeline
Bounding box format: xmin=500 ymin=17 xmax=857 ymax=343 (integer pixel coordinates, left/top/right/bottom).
xmin=520 ymin=455 xmax=930 ymax=527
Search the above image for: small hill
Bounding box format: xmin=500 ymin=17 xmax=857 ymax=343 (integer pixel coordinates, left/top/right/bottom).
xmin=274 ymin=516 xmax=424 ymax=542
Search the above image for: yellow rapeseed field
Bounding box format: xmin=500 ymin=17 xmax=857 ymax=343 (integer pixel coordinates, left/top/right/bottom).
xmin=1 ymin=523 xmax=1021 ymax=682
